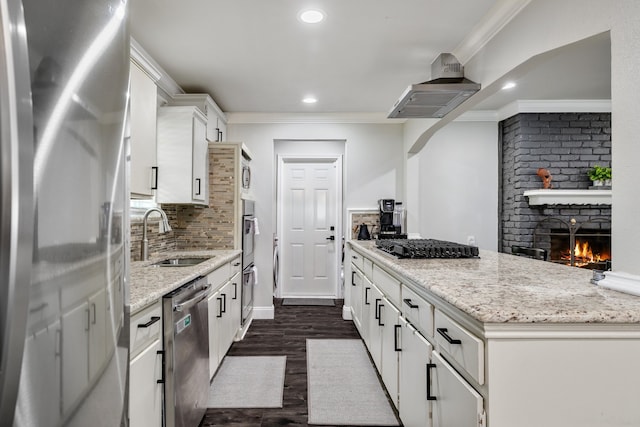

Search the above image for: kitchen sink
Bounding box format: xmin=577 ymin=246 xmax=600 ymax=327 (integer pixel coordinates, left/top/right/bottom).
xmin=150 ymin=257 xmax=211 ymax=267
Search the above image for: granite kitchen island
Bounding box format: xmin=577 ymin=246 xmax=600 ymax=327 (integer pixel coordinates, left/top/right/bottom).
xmin=346 ymin=240 xmax=640 ymax=427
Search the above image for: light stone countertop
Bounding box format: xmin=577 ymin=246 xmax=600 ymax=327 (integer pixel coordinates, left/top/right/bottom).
xmin=129 ymin=249 xmax=241 ymax=313
xmin=349 ymin=240 xmax=640 ymax=324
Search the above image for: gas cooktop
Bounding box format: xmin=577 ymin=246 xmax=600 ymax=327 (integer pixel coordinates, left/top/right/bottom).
xmin=376 ymin=238 xmax=480 ymax=259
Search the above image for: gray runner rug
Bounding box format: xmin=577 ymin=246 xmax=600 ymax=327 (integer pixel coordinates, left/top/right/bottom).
xmin=283 ymin=298 xmax=335 ymax=306
xmin=208 ymin=356 xmax=286 ymax=408
xmin=306 ymin=339 xmax=400 ymax=426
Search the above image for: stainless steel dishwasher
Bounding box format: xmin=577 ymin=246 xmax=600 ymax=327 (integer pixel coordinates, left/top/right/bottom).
xmin=162 ymin=276 xmax=211 ymax=427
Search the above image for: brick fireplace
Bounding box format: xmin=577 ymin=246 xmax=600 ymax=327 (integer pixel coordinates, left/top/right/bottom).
xmin=500 ymin=112 xmax=612 ymax=268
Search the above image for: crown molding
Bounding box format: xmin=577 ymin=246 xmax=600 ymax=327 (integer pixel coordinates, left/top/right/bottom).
xmin=226 ymin=112 xmax=406 ymax=125
xmin=130 ymin=37 xmax=183 ymax=97
xmin=453 ymin=0 xmax=532 ymax=65
xmin=496 ymin=99 xmax=612 ymax=121
xmin=454 ymin=110 xmax=499 ymax=122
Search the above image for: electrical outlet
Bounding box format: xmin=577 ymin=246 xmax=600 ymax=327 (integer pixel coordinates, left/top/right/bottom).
xmin=467 ymin=235 xmax=476 ymax=246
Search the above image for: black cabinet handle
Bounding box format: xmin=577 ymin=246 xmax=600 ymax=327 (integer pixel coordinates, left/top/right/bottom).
xmin=364 ymin=287 xmax=370 ymax=305
xmin=394 ymin=325 xmax=402 ymax=351
xmin=437 ymin=327 xmax=462 ymax=344
xmin=374 ymin=298 xmax=382 ymax=320
xmin=195 ymin=178 xmax=201 ymax=195
xmin=351 ymin=271 xmax=356 ymax=286
xmin=326 ymin=236 xmax=335 ymax=241
xmin=426 ymin=363 xmax=437 ymax=400
xmin=403 ymin=298 xmax=419 ymax=309
xmin=217 ymin=297 xmax=223 ymax=318
xmin=156 ymin=350 xmax=165 ymax=384
xmin=222 ymin=293 xmax=227 ymax=313
xmin=352 ymin=255 xmax=358 ymax=260
xmin=233 ymin=261 xmax=241 ymax=267
xmin=233 ymin=282 xmax=238 ymax=300
xmin=138 ymin=316 xmax=160 ymax=328
xmin=215 ymin=127 xmax=220 ymax=142
xmin=377 ymin=303 xmax=384 ymax=326
xmin=151 ymin=166 xmax=158 ymax=190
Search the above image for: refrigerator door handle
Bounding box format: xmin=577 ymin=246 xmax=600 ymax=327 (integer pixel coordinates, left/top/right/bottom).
xmin=0 ymin=0 xmax=36 ymax=423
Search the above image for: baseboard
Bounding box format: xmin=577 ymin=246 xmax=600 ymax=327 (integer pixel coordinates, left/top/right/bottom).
xmin=342 ymin=305 xmax=352 ymax=321
xmin=252 ymin=305 xmax=275 ymax=320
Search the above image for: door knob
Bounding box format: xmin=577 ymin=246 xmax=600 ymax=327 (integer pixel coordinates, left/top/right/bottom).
xmin=326 ymin=236 xmax=335 ymax=241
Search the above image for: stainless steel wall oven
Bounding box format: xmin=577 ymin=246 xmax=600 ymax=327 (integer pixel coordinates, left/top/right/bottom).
xmin=241 ymin=200 xmax=256 ymax=325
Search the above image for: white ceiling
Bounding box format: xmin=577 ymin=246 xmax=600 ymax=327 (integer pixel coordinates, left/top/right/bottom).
xmin=129 ymin=1 xmax=611 ymax=116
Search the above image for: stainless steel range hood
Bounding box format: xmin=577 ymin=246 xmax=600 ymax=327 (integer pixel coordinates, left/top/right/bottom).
xmin=388 ymin=53 xmax=480 ymax=119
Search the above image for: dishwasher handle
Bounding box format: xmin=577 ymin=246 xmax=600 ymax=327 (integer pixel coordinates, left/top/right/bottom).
xmin=175 ymin=284 xmax=212 ymax=312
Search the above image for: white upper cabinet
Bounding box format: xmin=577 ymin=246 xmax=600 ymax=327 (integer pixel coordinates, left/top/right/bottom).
xmin=169 ymin=93 xmax=228 ymax=142
xmin=156 ymin=106 xmax=209 ymax=205
xmin=129 ymin=60 xmax=158 ymax=198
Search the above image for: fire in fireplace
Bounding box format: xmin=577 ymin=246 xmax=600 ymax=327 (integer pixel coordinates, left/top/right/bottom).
xmin=534 ymin=218 xmax=611 ymax=270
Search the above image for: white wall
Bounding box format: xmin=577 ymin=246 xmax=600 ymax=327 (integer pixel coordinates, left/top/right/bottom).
xmin=227 ymin=122 xmax=404 ymax=317
xmin=416 ymin=121 xmax=498 ymax=250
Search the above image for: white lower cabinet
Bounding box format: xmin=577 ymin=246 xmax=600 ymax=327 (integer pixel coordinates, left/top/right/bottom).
xmin=130 ymin=339 xmax=163 ymax=427
xmin=431 ymin=350 xmax=485 ymax=427
xmin=228 ymin=272 xmax=242 ymax=341
xmin=350 ymin=265 xmax=363 ymax=332
xmin=368 ymin=285 xmax=384 ymax=370
xmin=207 ymin=288 xmax=222 ymax=378
xmin=129 ymin=302 xmax=163 ymax=427
xmin=207 ymin=261 xmax=242 ymax=379
xmin=398 ymin=317 xmax=432 ymax=427
xmin=380 ymin=296 xmax=400 ymax=409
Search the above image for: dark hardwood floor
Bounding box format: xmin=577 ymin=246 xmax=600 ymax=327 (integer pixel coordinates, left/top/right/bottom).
xmin=200 ymin=299 xmax=401 ymax=427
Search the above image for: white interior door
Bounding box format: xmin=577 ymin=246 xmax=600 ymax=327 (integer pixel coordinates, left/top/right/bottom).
xmin=280 ymin=158 xmax=341 ymax=297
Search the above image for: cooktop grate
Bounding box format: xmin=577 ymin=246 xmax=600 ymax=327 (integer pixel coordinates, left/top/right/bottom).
xmin=376 ymin=238 xmax=480 ymax=259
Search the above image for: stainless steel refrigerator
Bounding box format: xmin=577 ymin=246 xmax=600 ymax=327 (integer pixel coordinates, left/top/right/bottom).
xmin=0 ymin=0 xmax=130 ymax=425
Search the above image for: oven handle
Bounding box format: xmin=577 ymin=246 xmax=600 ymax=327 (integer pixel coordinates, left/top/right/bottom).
xmin=175 ymin=284 xmax=212 ymax=312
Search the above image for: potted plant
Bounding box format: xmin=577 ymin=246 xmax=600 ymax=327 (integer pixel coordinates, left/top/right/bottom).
xmin=588 ymin=165 xmax=612 ymax=187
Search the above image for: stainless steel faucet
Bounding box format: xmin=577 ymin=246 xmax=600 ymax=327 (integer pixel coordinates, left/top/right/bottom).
xmin=141 ymin=207 xmax=172 ymax=261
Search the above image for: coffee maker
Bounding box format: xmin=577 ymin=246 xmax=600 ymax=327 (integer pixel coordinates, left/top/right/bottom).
xmin=378 ymin=199 xmax=407 ymax=239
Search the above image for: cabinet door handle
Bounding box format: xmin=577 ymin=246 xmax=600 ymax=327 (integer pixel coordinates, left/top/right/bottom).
xmin=222 ymin=293 xmax=227 ymax=313
xmin=351 ymin=271 xmax=356 ymax=286
xmin=233 ymin=261 xmax=241 ymax=267
xmin=364 ymin=287 xmax=370 ymax=305
xmin=378 ymin=303 xmax=384 ymax=327
xmin=394 ymin=324 xmax=402 ymax=351
xmin=151 ymin=166 xmax=158 ymax=190
xmin=138 ymin=316 xmax=161 ymax=328
xmin=215 ymin=127 xmax=220 ymax=142
xmin=426 ymin=363 xmax=437 ymax=401
xmin=437 ymin=327 xmax=462 ymax=344
xmin=85 ymin=308 xmax=91 ymax=331
xmin=217 ymin=297 xmax=223 ymax=318
xmin=374 ymin=298 xmax=382 ymax=320
xmin=233 ymin=282 xmax=238 ymax=300
xmin=91 ymin=302 xmax=97 ymax=324
xmin=352 ymin=255 xmax=358 ymax=260
xmin=195 ymin=178 xmax=201 ymax=195
xmin=403 ymin=298 xmax=419 ymax=309
xmin=156 ymin=350 xmax=165 ymax=384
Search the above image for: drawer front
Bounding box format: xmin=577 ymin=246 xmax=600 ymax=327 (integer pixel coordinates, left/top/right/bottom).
xmin=372 ymin=265 xmax=401 ymax=308
xmin=230 ymin=257 xmax=242 ymax=276
xmin=363 ymin=258 xmax=374 ymax=280
xmin=130 ymin=302 xmax=162 ymax=358
xmin=350 ymin=250 xmax=365 ymax=271
xmin=434 ymin=310 xmax=484 ymax=385
xmin=208 ymin=262 xmax=231 ymax=290
xmin=401 ymin=285 xmax=434 ymax=338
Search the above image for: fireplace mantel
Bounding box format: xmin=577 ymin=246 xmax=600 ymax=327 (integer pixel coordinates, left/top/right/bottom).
xmin=524 ymin=189 xmax=612 ymax=206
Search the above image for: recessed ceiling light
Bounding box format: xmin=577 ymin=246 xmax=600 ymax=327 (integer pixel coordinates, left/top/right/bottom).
xmin=302 ymin=96 xmax=318 ymax=104
xmin=299 ymin=9 xmax=325 ymax=24
xmin=502 ymin=81 xmax=517 ymax=90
